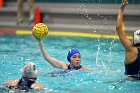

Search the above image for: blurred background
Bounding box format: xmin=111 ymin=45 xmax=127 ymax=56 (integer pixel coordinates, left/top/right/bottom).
xmin=0 ymin=0 xmax=140 ymax=35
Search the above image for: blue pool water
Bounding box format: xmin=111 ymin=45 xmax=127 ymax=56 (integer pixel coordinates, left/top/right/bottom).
xmin=0 ymin=34 xmax=140 ymax=93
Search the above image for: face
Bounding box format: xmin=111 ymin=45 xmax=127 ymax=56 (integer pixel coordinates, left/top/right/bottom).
xmin=70 ymin=54 xmax=81 ymax=68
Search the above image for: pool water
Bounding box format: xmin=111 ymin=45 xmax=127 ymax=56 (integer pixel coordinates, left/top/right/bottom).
xmin=0 ymin=34 xmax=140 ymax=93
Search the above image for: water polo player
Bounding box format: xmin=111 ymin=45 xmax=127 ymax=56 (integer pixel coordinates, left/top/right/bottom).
xmin=116 ymin=0 xmax=140 ymax=80
xmin=3 ymin=62 xmax=44 ymax=91
xmin=38 ymin=40 xmax=90 ymax=70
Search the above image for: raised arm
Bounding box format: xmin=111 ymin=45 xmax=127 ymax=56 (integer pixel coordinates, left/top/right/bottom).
xmin=116 ymin=0 xmax=133 ymax=51
xmin=38 ymin=40 xmax=68 ymax=69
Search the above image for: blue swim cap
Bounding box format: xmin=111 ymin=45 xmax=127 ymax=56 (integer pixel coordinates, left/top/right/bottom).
xmin=67 ymin=48 xmax=80 ymax=62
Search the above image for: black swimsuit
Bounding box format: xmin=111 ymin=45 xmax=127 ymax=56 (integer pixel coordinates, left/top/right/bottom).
xmin=16 ymin=77 xmax=36 ymax=90
xmin=67 ymin=65 xmax=82 ymax=70
xmin=125 ymin=48 xmax=140 ymax=80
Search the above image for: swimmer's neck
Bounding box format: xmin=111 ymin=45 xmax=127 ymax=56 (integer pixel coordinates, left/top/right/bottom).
xmin=69 ymin=64 xmax=80 ymax=70
xmin=22 ymin=77 xmax=36 ymax=81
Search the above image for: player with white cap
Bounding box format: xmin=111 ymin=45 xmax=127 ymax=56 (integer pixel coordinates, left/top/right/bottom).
xmin=116 ymin=0 xmax=140 ymax=80
xmin=3 ymin=62 xmax=44 ymax=90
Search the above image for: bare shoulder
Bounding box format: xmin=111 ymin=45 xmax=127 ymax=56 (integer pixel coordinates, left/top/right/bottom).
xmin=32 ymin=82 xmax=45 ymax=88
xmin=126 ymin=47 xmax=139 ymax=63
xmin=81 ymin=66 xmax=90 ymax=70
xmin=126 ymin=47 xmax=138 ymax=55
xmin=3 ymin=80 xmax=19 ymax=86
xmin=62 ymin=63 xmax=70 ymax=70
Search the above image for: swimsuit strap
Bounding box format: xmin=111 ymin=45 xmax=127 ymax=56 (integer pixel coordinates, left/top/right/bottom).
xmin=67 ymin=65 xmax=71 ymax=70
xmin=17 ymin=77 xmax=35 ymax=90
xmin=67 ymin=65 xmax=82 ymax=70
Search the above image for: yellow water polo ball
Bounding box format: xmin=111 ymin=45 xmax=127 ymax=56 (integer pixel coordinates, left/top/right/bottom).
xmin=32 ymin=23 xmax=48 ymax=39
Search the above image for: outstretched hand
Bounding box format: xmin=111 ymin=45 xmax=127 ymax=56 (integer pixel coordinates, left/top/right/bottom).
xmin=32 ymin=34 xmax=41 ymax=41
xmin=121 ymin=0 xmax=128 ymax=7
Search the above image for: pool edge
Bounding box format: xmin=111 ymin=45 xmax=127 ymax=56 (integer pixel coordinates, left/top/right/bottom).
xmin=0 ymin=29 xmax=132 ymax=39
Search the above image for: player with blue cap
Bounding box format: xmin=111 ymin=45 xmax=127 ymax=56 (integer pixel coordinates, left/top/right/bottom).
xmin=38 ymin=40 xmax=90 ymax=70
xmin=67 ymin=48 xmax=82 ymax=70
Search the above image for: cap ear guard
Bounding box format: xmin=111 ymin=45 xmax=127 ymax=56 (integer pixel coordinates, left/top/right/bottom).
xmin=133 ymin=29 xmax=140 ymax=46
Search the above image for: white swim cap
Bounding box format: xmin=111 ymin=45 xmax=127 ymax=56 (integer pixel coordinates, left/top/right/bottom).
xmin=133 ymin=29 xmax=140 ymax=46
xmin=21 ymin=62 xmax=38 ymax=78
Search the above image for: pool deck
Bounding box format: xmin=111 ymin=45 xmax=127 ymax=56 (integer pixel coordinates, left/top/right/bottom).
xmin=0 ymin=3 xmax=140 ymax=36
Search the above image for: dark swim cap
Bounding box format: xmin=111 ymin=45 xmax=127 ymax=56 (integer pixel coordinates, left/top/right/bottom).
xmin=67 ymin=48 xmax=80 ymax=62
